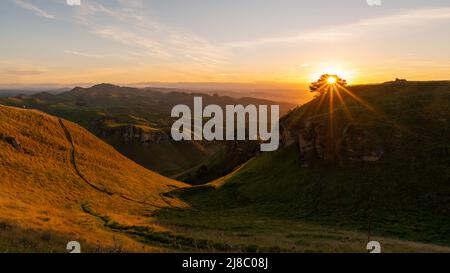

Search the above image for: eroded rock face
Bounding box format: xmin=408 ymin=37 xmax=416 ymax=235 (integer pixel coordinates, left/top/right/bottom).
xmin=120 ymin=125 xmax=169 ymax=144
xmin=280 ymin=124 xmax=296 ymax=147
xmin=281 ymin=119 xmax=384 ymax=167
xmin=298 ymin=131 xmax=314 ymax=167
xmin=296 ymin=122 xmax=328 ymax=167
xmin=93 ymin=116 xmax=170 ymax=145
xmin=340 ymin=124 xmax=384 ymax=162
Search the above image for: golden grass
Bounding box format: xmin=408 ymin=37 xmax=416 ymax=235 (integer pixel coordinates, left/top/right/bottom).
xmin=0 ymin=105 xmax=187 ymax=252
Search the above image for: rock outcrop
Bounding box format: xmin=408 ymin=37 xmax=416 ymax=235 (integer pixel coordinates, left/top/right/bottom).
xmin=340 ymin=124 xmax=384 ymax=162
xmin=120 ymin=125 xmax=169 ymax=144
xmin=281 ymin=118 xmax=384 ymax=167
xmin=114 ymin=125 xmax=170 ymax=144
xmin=95 ymin=117 xmax=170 ymax=145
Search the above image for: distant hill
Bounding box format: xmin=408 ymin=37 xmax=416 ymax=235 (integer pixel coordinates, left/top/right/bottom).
xmin=0 ymin=84 xmax=296 ymax=182
xmin=0 ymin=105 xmax=186 ymax=252
xmin=171 ymin=81 xmax=450 ymax=246
xmin=0 ymin=88 xmax=68 ymax=98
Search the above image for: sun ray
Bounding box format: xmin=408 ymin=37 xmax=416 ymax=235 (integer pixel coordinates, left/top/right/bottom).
xmin=337 ymin=85 xmax=426 ymax=138
xmin=338 ymin=85 xmax=380 ymax=115
xmin=329 ymin=85 xmax=335 ymax=140
xmin=314 ymin=83 xmax=330 ymax=113
xmin=334 ymin=85 xmax=353 ymax=120
xmin=309 ymin=74 xmax=432 ymax=153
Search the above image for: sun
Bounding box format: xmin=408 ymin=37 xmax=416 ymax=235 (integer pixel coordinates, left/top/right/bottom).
xmin=309 ymin=63 xmax=356 ymax=84
xmin=327 ymin=76 xmax=337 ymax=85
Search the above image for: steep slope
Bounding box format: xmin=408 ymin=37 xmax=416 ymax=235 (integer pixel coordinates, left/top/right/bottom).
xmin=0 ymin=105 xmax=187 ymax=252
xmin=170 ymin=81 xmax=450 ymax=247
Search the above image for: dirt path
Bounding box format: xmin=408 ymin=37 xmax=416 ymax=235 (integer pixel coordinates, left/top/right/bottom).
xmin=58 ymin=118 xmax=115 ymax=196
xmin=58 ymin=118 xmax=165 ymax=209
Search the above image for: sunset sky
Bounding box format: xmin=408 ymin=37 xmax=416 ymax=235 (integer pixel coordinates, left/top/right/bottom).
xmin=1 ymin=0 xmax=450 ymax=89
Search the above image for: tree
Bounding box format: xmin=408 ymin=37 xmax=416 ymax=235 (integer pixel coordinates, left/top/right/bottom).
xmin=309 ymin=74 xmax=347 ymax=96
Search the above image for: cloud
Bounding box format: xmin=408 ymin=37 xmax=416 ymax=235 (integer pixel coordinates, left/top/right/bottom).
xmin=223 ymin=7 xmax=450 ymax=49
xmin=66 ymin=0 xmax=81 ymax=6
xmin=64 ymin=50 xmax=104 ymax=59
xmin=91 ymin=28 xmax=173 ymax=59
xmin=12 ymin=0 xmax=55 ymax=19
xmin=2 ymin=69 xmax=45 ymax=76
xmin=223 ymin=30 xmax=348 ymax=49
xmin=357 ymin=7 xmax=450 ymax=26
xmin=0 ymin=68 xmax=46 ymax=76
xmin=0 ymin=61 xmax=47 ymax=79
xmin=70 ymin=1 xmax=226 ymax=67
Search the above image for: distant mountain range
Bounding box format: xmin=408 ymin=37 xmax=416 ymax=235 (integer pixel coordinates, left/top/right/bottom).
xmin=0 ymin=88 xmax=69 ymax=98
xmin=0 ymin=82 xmax=312 ymax=104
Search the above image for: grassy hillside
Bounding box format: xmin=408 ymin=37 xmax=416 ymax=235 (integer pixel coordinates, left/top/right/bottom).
xmin=0 ymin=105 xmax=187 ymax=252
xmin=163 ymin=81 xmax=450 ymax=248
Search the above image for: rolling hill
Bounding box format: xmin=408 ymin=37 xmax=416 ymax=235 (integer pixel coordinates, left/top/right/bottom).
xmin=0 ymin=104 xmax=188 ymax=252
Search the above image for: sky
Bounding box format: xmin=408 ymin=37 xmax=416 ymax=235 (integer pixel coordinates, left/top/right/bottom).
xmin=1 ymin=0 xmax=450 ymax=91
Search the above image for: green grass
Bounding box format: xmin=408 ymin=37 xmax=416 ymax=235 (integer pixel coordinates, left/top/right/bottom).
xmin=149 ymin=143 xmax=449 ymax=252
xmin=156 ymin=81 xmax=450 ymax=249
xmin=170 ymin=141 xmax=449 ymax=245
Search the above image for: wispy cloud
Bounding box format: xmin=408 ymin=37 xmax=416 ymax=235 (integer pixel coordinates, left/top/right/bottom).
xmin=70 ymin=1 xmax=226 ymax=67
xmin=12 ymin=0 xmax=55 ymax=19
xmin=223 ymin=30 xmax=348 ymax=49
xmin=357 ymin=7 xmax=450 ymax=26
xmin=224 ymin=7 xmax=450 ymax=49
xmin=91 ymin=28 xmax=173 ymax=59
xmin=1 ymin=69 xmax=46 ymax=76
xmin=0 ymin=62 xmax=47 ymax=77
xmin=64 ymin=50 xmax=104 ymax=59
